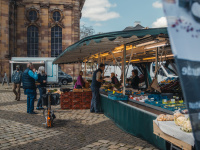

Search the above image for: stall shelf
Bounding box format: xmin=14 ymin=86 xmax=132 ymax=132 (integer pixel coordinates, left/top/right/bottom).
xmin=100 ymin=94 xmax=167 ymax=150
xmin=129 ymin=99 xmax=173 ymax=115
xmin=153 ymin=121 xmax=193 ymax=150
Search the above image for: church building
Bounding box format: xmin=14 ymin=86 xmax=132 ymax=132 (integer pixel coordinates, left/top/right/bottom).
xmin=0 ymin=0 xmax=85 ymax=81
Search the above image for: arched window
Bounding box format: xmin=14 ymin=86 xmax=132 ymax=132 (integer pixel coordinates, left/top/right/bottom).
xmin=29 ymin=10 xmax=37 ymax=22
xmin=27 ymin=26 xmax=38 ymax=57
xmin=51 ymin=26 xmax=62 ymax=57
xmin=53 ymin=11 xmax=61 ymax=22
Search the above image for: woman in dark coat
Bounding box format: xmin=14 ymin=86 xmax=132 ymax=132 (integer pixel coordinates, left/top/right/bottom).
xmin=111 ymin=73 xmax=119 ymax=85
xmin=36 ymin=66 xmax=47 ymax=110
xmin=131 ymin=69 xmax=140 ymax=90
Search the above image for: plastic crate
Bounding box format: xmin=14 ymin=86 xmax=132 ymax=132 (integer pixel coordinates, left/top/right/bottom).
xmin=82 ymin=91 xmax=92 ymax=96
xmin=82 ymin=98 xmax=91 ymax=103
xmin=71 ymin=104 xmax=81 ymax=109
xmin=72 ymin=98 xmax=82 ymax=103
xmin=61 ymin=104 xmax=72 ymax=109
xmin=60 ymin=98 xmax=72 ymax=103
xmin=81 ymin=103 xmax=90 ymax=109
xmin=73 ymin=92 xmax=83 ymax=98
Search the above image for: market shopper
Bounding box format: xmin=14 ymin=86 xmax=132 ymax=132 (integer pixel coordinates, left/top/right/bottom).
xmin=90 ymin=63 xmax=105 ymax=113
xmin=74 ymin=71 xmax=85 ymax=89
xmin=36 ymin=66 xmax=47 ymax=110
xmin=131 ymin=69 xmax=140 ymax=90
xmin=12 ymin=65 xmax=22 ymax=101
xmin=22 ymin=63 xmax=38 ymax=114
xmin=111 ymin=72 xmax=119 ymax=85
xmin=2 ymin=72 xmax=9 ymax=86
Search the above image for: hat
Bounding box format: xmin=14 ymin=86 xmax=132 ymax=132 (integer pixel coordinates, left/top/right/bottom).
xmin=16 ymin=65 xmax=20 ymax=68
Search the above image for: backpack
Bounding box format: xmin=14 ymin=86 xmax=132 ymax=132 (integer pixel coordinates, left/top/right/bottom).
xmin=12 ymin=71 xmax=22 ymax=84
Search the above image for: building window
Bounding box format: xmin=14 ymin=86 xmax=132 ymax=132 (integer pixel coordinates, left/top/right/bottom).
xmin=29 ymin=10 xmax=37 ymax=22
xmin=27 ymin=26 xmax=38 ymax=57
xmin=53 ymin=11 xmax=61 ymax=22
xmin=51 ymin=26 xmax=62 ymax=57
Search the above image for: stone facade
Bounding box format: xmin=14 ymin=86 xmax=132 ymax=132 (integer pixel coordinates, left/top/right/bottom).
xmin=0 ymin=0 xmax=85 ymax=81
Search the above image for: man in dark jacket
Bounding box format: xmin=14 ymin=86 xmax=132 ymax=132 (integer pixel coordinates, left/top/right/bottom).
xmin=90 ymin=63 xmax=105 ymax=113
xmin=22 ymin=63 xmax=38 ymax=114
xmin=12 ymin=65 xmax=22 ymax=101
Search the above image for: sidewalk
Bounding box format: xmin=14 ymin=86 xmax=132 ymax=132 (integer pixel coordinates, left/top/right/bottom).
xmin=0 ymin=85 xmax=158 ymax=150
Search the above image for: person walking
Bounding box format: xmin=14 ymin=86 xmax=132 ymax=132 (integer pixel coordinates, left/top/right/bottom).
xmin=36 ymin=66 xmax=47 ymax=110
xmin=12 ymin=65 xmax=22 ymax=101
xmin=2 ymin=72 xmax=9 ymax=86
xmin=22 ymin=63 xmax=38 ymax=114
xmin=90 ymin=63 xmax=105 ymax=113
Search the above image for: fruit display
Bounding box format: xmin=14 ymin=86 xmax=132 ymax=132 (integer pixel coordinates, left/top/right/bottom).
xmin=156 ymin=111 xmax=193 ymax=133
xmin=174 ymin=116 xmax=187 ymax=126
xmin=157 ymin=114 xmax=174 ymax=121
xmin=159 ymin=78 xmax=182 ymax=93
xmin=181 ymin=120 xmax=192 ymax=133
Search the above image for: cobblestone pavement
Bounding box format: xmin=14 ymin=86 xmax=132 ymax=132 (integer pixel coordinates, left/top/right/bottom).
xmin=0 ymin=85 xmax=159 ymax=150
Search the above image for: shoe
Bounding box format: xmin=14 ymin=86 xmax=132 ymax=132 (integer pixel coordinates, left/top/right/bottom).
xmin=39 ymin=107 xmax=44 ymax=110
xmin=36 ymin=107 xmax=40 ymax=110
xmin=29 ymin=112 xmax=38 ymax=114
xmin=15 ymin=96 xmax=17 ymax=100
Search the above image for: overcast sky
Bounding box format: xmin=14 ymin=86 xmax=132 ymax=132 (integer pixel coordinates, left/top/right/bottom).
xmin=81 ymin=0 xmax=167 ymax=33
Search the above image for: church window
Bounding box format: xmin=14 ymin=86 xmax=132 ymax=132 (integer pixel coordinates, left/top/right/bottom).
xmin=29 ymin=10 xmax=37 ymax=22
xmin=51 ymin=26 xmax=62 ymax=57
xmin=53 ymin=11 xmax=61 ymax=22
xmin=27 ymin=26 xmax=39 ymax=57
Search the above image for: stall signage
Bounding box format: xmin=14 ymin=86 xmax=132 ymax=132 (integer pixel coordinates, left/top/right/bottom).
xmin=163 ymin=0 xmax=200 ymax=149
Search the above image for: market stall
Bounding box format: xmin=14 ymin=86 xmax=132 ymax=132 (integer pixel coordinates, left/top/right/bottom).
xmin=53 ymin=27 xmax=191 ymax=150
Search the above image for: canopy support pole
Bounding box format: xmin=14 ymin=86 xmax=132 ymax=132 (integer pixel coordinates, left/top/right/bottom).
xmin=126 ymin=45 xmax=134 ymax=77
xmin=110 ymin=50 xmax=121 ymax=70
xmin=98 ymin=53 xmax=100 ymax=66
xmin=155 ymin=47 xmax=158 ymax=80
xmin=73 ymin=64 xmax=75 ymax=88
xmin=123 ymin=45 xmax=126 ymax=95
xmin=84 ymin=62 xmax=86 ymax=79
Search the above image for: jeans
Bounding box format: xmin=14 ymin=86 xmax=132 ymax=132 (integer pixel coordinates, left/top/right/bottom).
xmin=2 ymin=77 xmax=9 ymax=86
xmin=25 ymin=89 xmax=36 ymax=113
xmin=90 ymin=87 xmax=101 ymax=113
xmin=37 ymin=87 xmax=46 ymax=108
xmin=13 ymin=83 xmax=21 ymax=100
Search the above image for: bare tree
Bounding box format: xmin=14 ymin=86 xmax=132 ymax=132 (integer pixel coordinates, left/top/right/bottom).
xmin=80 ymin=25 xmax=95 ymax=39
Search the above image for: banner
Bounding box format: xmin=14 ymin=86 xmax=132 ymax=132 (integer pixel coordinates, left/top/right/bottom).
xmin=163 ymin=0 xmax=200 ymax=149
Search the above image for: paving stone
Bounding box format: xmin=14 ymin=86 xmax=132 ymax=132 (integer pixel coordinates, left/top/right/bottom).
xmin=98 ymin=140 xmax=110 ymax=144
xmin=0 ymin=85 xmax=157 ymax=150
xmin=143 ymin=148 xmax=153 ymax=150
xmin=134 ymin=146 xmax=144 ymax=150
xmin=92 ymin=142 xmax=102 ymax=146
xmin=108 ymin=145 xmax=120 ymax=149
xmin=119 ymin=147 xmax=129 ymax=150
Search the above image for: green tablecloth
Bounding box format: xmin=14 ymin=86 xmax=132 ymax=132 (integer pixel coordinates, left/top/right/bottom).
xmin=100 ymin=95 xmax=166 ymax=150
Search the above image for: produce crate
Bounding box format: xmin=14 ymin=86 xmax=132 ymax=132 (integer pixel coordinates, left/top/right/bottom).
xmin=61 ymin=92 xmax=73 ymax=97
xmin=73 ymin=92 xmax=83 ymax=98
xmin=60 ymin=102 xmax=72 ymax=109
xmin=72 ymin=98 xmax=82 ymax=103
xmin=81 ymin=103 xmax=91 ymax=109
xmin=82 ymin=98 xmax=91 ymax=103
xmin=61 ymin=98 xmax=72 ymax=104
xmin=71 ymin=104 xmax=81 ymax=109
xmin=82 ymin=91 xmax=92 ymax=96
xmin=73 ymin=89 xmax=83 ymax=92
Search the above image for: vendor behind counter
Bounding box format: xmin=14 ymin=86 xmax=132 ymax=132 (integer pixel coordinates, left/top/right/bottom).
xmin=131 ymin=69 xmax=140 ymax=90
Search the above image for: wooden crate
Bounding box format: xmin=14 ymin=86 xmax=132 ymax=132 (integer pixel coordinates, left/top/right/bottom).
xmin=153 ymin=121 xmax=192 ymax=150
